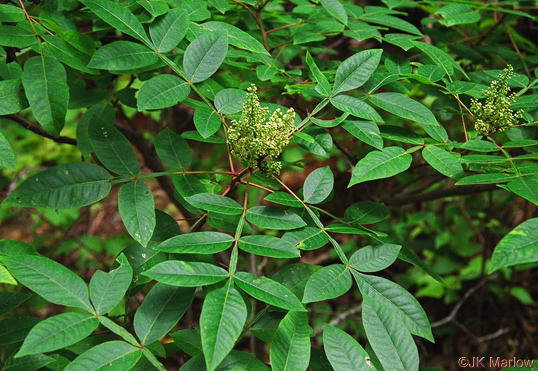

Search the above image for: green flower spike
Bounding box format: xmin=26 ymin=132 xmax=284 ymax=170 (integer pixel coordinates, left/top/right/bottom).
xmin=228 ymin=85 xmax=295 ymax=175
xmin=470 ymin=65 xmax=524 ymax=136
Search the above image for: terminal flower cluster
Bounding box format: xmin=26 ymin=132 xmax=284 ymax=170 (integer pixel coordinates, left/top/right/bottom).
xmin=470 ymin=65 xmax=523 ymax=136
xmin=228 ymin=84 xmax=295 ymax=175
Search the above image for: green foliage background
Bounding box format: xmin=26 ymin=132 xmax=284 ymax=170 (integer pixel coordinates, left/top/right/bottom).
xmin=0 ymin=0 xmax=537 ymax=370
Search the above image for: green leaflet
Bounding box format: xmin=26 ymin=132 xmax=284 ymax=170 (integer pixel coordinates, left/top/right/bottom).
xmin=332 ymin=49 xmax=382 ymax=95
xmin=282 ymin=227 xmax=329 ymax=251
xmin=3 ymin=163 xmax=111 ymax=209
xmin=422 ymin=145 xmax=464 ymax=179
xmin=150 ymin=8 xmax=188 ymax=53
xmin=64 ymin=341 xmax=142 ymax=371
xmin=238 ymin=235 xmax=300 ymax=258
xmin=214 ymin=88 xmax=247 ymax=114
xmin=234 ymin=272 xmax=305 ymax=311
xmin=197 ymin=21 xmax=269 ymax=56
xmin=341 ymin=119 xmax=384 ymax=150
xmin=362 ymin=298 xmax=419 ymax=371
xmin=488 ymin=218 xmax=538 ymax=273
xmin=349 ymin=244 xmax=402 ymax=272
xmin=88 ymin=41 xmax=158 ymax=71
xmin=320 ymin=0 xmax=348 ymax=25
xmin=270 ymin=311 xmax=311 ymax=371
xmin=344 ymin=201 xmax=389 ymax=224
xmin=0 ymin=131 xmax=16 ymax=170
xmin=81 ymin=0 xmax=150 ymax=44
xmin=185 ymin=193 xmax=243 ymax=215
xmin=352 ymin=271 xmax=434 ymax=342
xmin=2 ymin=255 xmax=93 ymax=312
xmin=193 ymin=105 xmax=222 ymax=138
xmin=503 ymin=176 xmax=538 ymax=205
xmin=303 ymin=166 xmax=334 ymax=204
xmin=302 ymin=264 xmax=352 ymax=303
xmin=265 ymin=192 xmax=303 ymax=208
xmin=349 ymin=146 xmax=412 ymax=186
xmin=118 ymin=181 xmax=156 ymax=247
xmin=368 ymin=92 xmax=440 ymax=127
xmin=305 ymin=51 xmax=331 ymax=97
xmin=323 ymin=325 xmax=372 ymax=371
xmin=272 ymin=264 xmax=323 ymax=302
xmin=184 ymin=32 xmax=228 ymax=83
xmin=17 ymin=313 xmax=99 ymax=357
xmin=88 ymin=114 xmax=140 ymax=177
xmin=89 ymin=254 xmax=133 ymax=315
xmin=200 ymin=280 xmax=247 ymax=371
xmin=437 ymin=3 xmax=480 ymax=27
xmin=155 ymin=232 xmax=234 ymax=254
xmin=246 ymin=206 xmax=306 ymax=230
xmin=138 ymin=75 xmax=190 ymax=111
xmin=134 ymin=283 xmax=194 ymax=345
xmin=142 ymin=261 xmax=229 ymax=287
xmin=155 ymin=127 xmax=192 ymax=169
xmin=0 ymin=79 xmax=28 ymax=115
xmin=21 ymin=56 xmax=69 ymax=137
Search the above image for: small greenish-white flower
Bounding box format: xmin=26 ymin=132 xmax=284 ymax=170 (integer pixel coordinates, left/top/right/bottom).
xmin=228 ymin=84 xmax=295 ymax=175
xmin=470 ymin=65 xmax=523 ymax=136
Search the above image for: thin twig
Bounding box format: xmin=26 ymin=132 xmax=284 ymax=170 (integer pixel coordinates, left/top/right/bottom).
xmin=5 ymin=114 xmax=77 ymax=145
xmin=314 ymin=304 xmax=363 ymax=336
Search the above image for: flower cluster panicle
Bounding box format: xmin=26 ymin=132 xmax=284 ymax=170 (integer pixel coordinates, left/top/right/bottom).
xmin=227 ymin=84 xmax=295 ymax=175
xmin=470 ymin=65 xmax=524 ymax=136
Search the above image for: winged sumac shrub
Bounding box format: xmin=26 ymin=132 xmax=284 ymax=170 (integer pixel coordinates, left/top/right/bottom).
xmin=0 ymin=0 xmax=537 ymax=370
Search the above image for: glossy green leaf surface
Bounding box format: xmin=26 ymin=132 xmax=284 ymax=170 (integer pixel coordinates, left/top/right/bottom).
xmin=352 ymin=271 xmax=433 ymax=342
xmin=238 ymin=235 xmax=300 ymax=258
xmin=246 ymin=206 xmax=306 ymax=230
xmin=422 ymin=146 xmax=464 ymax=179
xmin=0 ymin=131 xmax=16 ymax=170
xmin=265 ymin=192 xmax=303 ymax=208
xmin=197 ymin=21 xmax=269 ymax=56
xmin=64 ymin=341 xmax=142 ymax=371
xmin=184 ymin=32 xmax=228 ymax=83
xmin=323 ymin=325 xmax=371 ymax=371
xmin=270 ymin=311 xmax=311 ymax=371
xmin=193 ymin=105 xmax=222 ymax=138
xmin=332 ymin=95 xmax=383 ymax=122
xmin=504 ymin=176 xmax=538 ymax=205
xmin=81 ymin=0 xmax=150 ymax=43
xmin=134 ymin=283 xmax=194 ymax=345
xmin=303 ymin=264 xmax=352 ymax=303
xmin=88 ymin=41 xmax=158 ymax=70
xmin=21 ymin=56 xmax=68 ymax=137
xmin=342 ymin=119 xmax=383 ymax=150
xmin=362 ymin=298 xmax=419 ymax=371
xmin=234 ymin=272 xmax=305 ymax=311
xmin=138 ymin=75 xmax=190 ymax=111
xmin=200 ymin=280 xmax=247 ymax=371
xmin=0 ymin=79 xmax=28 ymax=115
xmin=2 ymin=255 xmax=93 ymax=312
xmin=368 ymin=93 xmax=439 ymax=127
xmin=156 ymin=232 xmax=234 ymax=254
xmin=282 ymin=227 xmax=329 ymax=251
xmin=142 ymin=261 xmax=229 ymax=287
xmin=185 ymin=193 xmax=243 ymax=215
xmin=155 ymin=127 xmax=192 ymax=169
xmin=17 ymin=313 xmax=99 ymax=357
xmin=349 ymin=244 xmax=402 ymax=272
xmin=303 ymin=166 xmax=334 ymax=204
xmin=118 ymin=181 xmax=156 ymax=247
xmin=90 ymin=254 xmax=133 ymax=315
xmin=150 ymin=8 xmax=188 ymax=53
xmin=344 ymin=202 xmax=389 ymax=225
xmin=349 ymin=147 xmax=412 ymax=186
xmin=332 ymin=49 xmax=382 ymax=95
xmin=214 ymin=89 xmax=247 ymax=114
xmin=488 ymin=218 xmax=538 ymax=273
